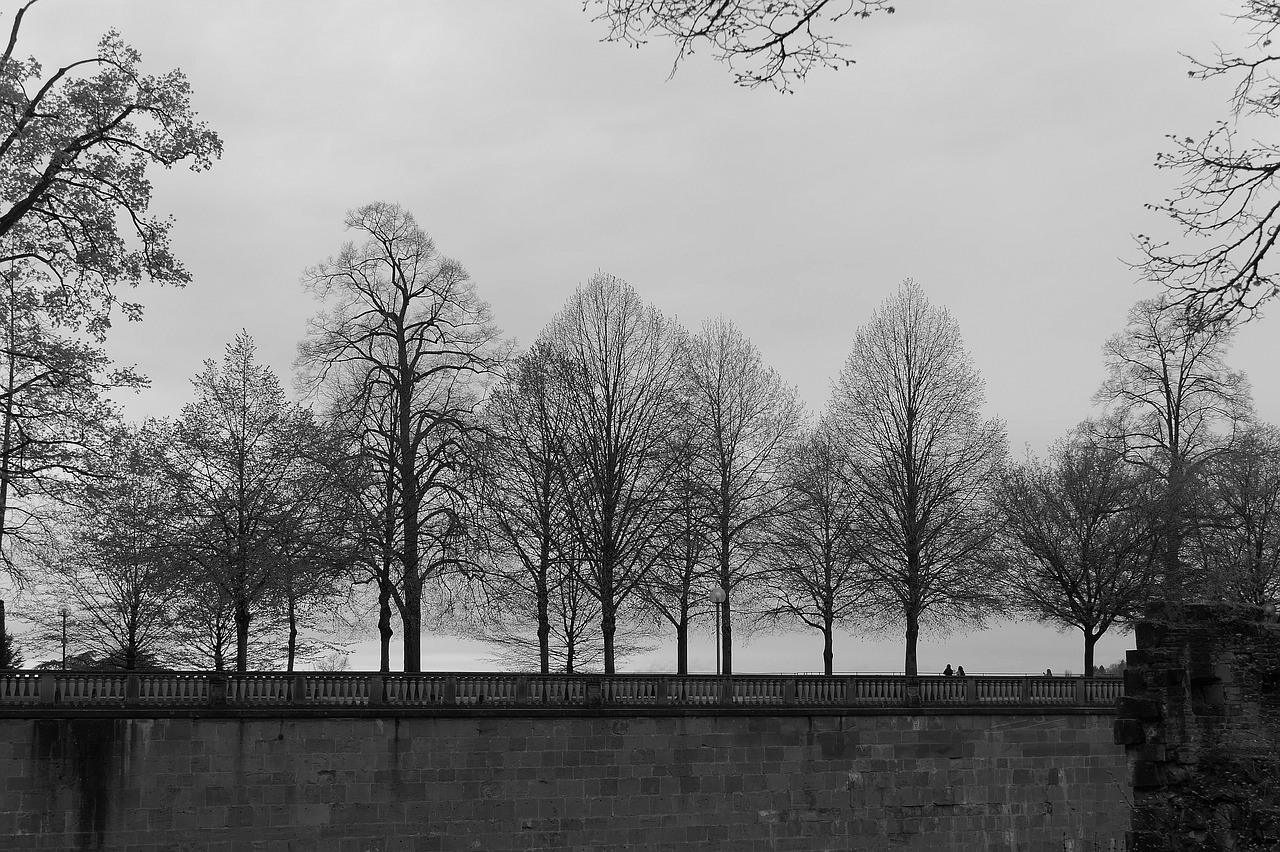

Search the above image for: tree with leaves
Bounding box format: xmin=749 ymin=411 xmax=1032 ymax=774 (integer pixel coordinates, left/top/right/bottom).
xmin=687 ymin=317 xmax=803 ymax=674
xmin=829 ymin=280 xmax=1007 ymax=677
xmin=590 ymin=0 xmax=896 ymax=90
xmin=0 ymin=0 xmax=219 ymax=582
xmin=0 ymin=265 xmax=143 ymax=575
xmin=996 ymin=429 xmax=1160 ymax=676
xmin=298 ymin=202 xmax=502 ymax=672
xmin=541 ymin=273 xmax=687 ymax=674
xmin=0 ymin=0 xmax=221 ymax=315
xmin=1095 ymin=296 xmax=1252 ymax=602
xmin=761 ymin=422 xmax=868 ymax=676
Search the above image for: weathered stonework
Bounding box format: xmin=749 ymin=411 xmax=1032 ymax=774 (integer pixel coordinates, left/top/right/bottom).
xmin=0 ymin=709 xmax=1128 ymax=851
xmin=1115 ymin=601 xmax=1280 ymax=850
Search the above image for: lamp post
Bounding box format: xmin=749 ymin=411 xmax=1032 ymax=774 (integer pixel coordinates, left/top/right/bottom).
xmin=709 ymin=586 xmax=727 ymax=675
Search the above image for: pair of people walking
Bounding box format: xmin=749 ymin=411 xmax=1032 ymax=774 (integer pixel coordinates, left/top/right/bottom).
xmin=942 ymin=664 xmax=966 ymax=677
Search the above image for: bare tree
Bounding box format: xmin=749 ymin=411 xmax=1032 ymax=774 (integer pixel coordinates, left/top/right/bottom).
xmin=590 ymin=0 xmax=896 ymax=90
xmin=468 ymin=344 xmax=577 ymax=673
xmin=36 ymin=422 xmax=181 ymax=670
xmin=1192 ymin=422 xmax=1280 ymax=604
xmin=687 ymin=317 xmax=803 ymax=674
xmin=761 ymin=422 xmax=868 ymax=676
xmin=1137 ymin=2 xmax=1280 ymax=320
xmin=996 ymin=428 xmax=1160 ymax=676
xmin=1095 ymin=296 xmax=1252 ymax=601
xmin=829 ymin=280 xmax=1007 ymax=677
xmin=643 ymin=418 xmax=712 ymax=674
xmin=541 ymin=273 xmax=686 ymax=674
xmin=167 ymin=333 xmax=335 ymax=672
xmin=297 ymin=202 xmax=502 ymax=672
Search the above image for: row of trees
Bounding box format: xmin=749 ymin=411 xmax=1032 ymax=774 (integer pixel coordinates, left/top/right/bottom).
xmin=1 ymin=1 xmax=1277 ymax=678
xmin=9 ymin=202 xmax=1274 ymax=678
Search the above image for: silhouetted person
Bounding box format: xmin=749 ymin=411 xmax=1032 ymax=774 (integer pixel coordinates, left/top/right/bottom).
xmin=943 ymin=664 xmax=953 ymax=677
xmin=956 ymin=666 xmax=965 ymax=677
xmin=1044 ymin=669 xmax=1053 ymax=677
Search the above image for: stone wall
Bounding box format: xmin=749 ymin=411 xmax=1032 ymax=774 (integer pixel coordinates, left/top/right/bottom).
xmin=1 ymin=708 xmax=1128 ymax=852
xmin=1115 ymin=602 xmax=1280 ymax=850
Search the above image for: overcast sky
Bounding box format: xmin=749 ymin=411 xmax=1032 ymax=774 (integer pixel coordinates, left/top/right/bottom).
xmin=23 ymin=1 xmax=1278 ymax=674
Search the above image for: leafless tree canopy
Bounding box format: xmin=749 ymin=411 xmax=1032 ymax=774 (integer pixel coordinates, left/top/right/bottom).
xmin=1192 ymin=422 xmax=1280 ymax=605
xmin=996 ymin=429 xmax=1159 ymax=676
xmin=829 ymin=280 xmax=1007 ymax=677
xmin=298 ymin=202 xmax=503 ymax=672
xmin=761 ymin=421 xmax=868 ymax=675
xmin=589 ymin=0 xmax=895 ymax=90
xmin=687 ymin=316 xmax=803 ymax=674
xmin=169 ymin=333 xmax=337 ymax=672
xmin=1138 ymin=1 xmax=1280 ymax=320
xmin=540 ymin=272 xmax=687 ymax=674
xmin=1095 ymin=296 xmax=1252 ymax=599
xmin=466 ymin=345 xmax=581 ymax=673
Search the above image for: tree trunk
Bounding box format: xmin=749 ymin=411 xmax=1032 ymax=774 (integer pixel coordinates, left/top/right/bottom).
xmin=377 ymin=580 xmax=392 ymax=672
xmin=1084 ymin=630 xmax=1098 ymax=678
xmin=0 ymin=332 xmax=16 ymax=560
xmin=234 ymin=600 xmax=251 ymax=672
xmin=401 ymin=572 xmax=422 ymax=673
xmin=904 ymin=608 xmax=920 ymax=677
xmin=286 ymin=593 xmax=298 ymax=673
xmin=536 ymin=566 xmax=551 ymax=675
xmin=823 ymin=621 xmax=834 ymax=676
xmin=398 ymin=349 xmax=422 ymax=672
xmin=601 ymin=598 xmax=616 ymax=675
xmin=675 ymin=610 xmax=688 ymax=675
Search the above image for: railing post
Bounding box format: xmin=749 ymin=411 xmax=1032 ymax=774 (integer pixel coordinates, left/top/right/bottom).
xmin=38 ymin=672 xmax=56 ymax=704
xmin=905 ymin=677 xmax=921 ymax=707
xmin=368 ymin=674 xmax=383 ymax=706
xmin=844 ymin=676 xmax=858 ymax=707
xmin=1018 ymin=676 xmax=1031 ymax=706
xmin=1074 ymin=677 xmax=1087 ymax=706
xmin=125 ymin=674 xmax=140 ymax=707
xmin=586 ymin=678 xmax=602 ymax=707
xmin=783 ymin=678 xmax=796 ymax=706
xmin=964 ymin=676 xmax=977 ymax=705
xmin=656 ymin=677 xmax=668 ymax=705
xmin=208 ymin=675 xmax=227 ymax=707
xmin=443 ymin=676 xmax=457 ymax=706
xmin=719 ymin=676 xmax=734 ymax=706
xmin=291 ymin=675 xmax=307 ymax=705
xmin=516 ymin=676 xmax=529 ymax=704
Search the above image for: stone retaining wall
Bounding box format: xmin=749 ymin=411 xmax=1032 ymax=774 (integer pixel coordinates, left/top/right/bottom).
xmin=1 ymin=708 xmax=1127 ymax=851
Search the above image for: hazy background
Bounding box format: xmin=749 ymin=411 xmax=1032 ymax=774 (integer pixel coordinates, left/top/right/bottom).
xmin=21 ymin=1 xmax=1277 ymax=673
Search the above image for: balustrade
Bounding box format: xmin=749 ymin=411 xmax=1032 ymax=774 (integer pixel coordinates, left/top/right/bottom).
xmin=0 ymin=671 xmax=1123 ymax=710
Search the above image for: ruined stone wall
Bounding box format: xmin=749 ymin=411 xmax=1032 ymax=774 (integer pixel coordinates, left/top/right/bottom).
xmin=1 ymin=709 xmax=1127 ymax=852
xmin=1115 ymin=602 xmax=1280 ymax=850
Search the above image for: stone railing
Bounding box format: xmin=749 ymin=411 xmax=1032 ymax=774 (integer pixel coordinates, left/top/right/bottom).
xmin=0 ymin=671 xmax=1122 ymax=710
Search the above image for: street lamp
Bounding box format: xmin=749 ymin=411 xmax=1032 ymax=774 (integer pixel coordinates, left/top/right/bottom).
xmin=59 ymin=607 xmax=68 ymax=670
xmin=709 ymin=586 xmax=727 ymax=675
